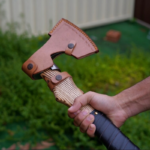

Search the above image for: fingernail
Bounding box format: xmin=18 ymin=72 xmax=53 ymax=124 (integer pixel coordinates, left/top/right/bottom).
xmin=74 ymin=112 xmax=78 ymax=115
xmin=68 ymin=106 xmax=73 ymax=111
xmin=87 ymin=115 xmax=92 ymax=121
xmin=89 ymin=125 xmax=94 ymax=130
xmin=81 ymin=110 xmax=88 ymax=116
xmin=74 ymin=110 xmax=81 ymax=116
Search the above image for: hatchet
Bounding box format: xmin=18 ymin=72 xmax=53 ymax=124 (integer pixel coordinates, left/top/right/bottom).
xmin=22 ymin=18 xmax=139 ymax=150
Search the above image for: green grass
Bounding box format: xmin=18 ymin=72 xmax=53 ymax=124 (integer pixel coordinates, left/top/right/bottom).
xmin=0 ymin=20 xmax=150 ymax=149
xmin=85 ymin=20 xmax=150 ymax=56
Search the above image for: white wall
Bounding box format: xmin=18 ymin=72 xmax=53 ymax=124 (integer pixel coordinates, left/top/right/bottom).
xmin=0 ymin=0 xmax=135 ymax=35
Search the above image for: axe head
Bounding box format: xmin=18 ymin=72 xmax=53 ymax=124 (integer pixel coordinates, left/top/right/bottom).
xmin=22 ymin=18 xmax=99 ymax=79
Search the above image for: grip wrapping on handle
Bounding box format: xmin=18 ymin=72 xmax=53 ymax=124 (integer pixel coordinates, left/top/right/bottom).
xmin=91 ymin=110 xmax=139 ymax=150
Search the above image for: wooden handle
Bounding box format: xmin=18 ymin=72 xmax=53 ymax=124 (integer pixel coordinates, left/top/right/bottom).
xmin=41 ymin=69 xmax=93 ymax=113
xmin=41 ymin=69 xmax=139 ymax=150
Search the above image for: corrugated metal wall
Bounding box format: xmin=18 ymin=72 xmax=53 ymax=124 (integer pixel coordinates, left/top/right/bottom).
xmin=0 ymin=0 xmax=135 ymax=35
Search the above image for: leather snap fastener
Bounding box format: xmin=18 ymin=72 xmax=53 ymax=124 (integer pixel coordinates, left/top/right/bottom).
xmin=27 ymin=63 xmax=33 ymax=70
xmin=55 ymin=75 xmax=62 ymax=81
xmin=68 ymin=43 xmax=74 ymax=49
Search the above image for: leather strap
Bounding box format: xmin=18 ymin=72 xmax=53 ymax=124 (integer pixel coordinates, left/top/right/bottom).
xmin=47 ymin=72 xmax=71 ymax=91
xmin=65 ymin=41 xmax=76 ymax=55
xmin=22 ymin=60 xmax=37 ymax=79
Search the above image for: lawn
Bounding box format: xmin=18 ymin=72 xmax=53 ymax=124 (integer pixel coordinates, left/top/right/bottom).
xmin=0 ymin=20 xmax=150 ymax=149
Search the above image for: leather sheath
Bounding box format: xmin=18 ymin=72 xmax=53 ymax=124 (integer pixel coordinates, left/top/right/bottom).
xmin=22 ymin=18 xmax=99 ymax=79
xmin=41 ymin=72 xmax=71 ymax=91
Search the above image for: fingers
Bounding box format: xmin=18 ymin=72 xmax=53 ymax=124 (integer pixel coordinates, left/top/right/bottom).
xmin=74 ymin=111 xmax=95 ymax=137
xmin=68 ymin=110 xmax=81 ymax=119
xmin=68 ymin=108 xmax=95 ymax=137
xmin=68 ymin=91 xmax=95 ymax=113
xmin=87 ymin=124 xmax=96 ymax=137
xmin=73 ymin=110 xmax=89 ymax=126
xmin=68 ymin=91 xmax=96 ymax=138
xmin=79 ymin=114 xmax=94 ymax=132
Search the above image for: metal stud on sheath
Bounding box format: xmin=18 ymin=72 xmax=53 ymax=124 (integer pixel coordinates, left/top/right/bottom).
xmin=68 ymin=43 xmax=74 ymax=49
xmin=55 ymin=75 xmax=62 ymax=81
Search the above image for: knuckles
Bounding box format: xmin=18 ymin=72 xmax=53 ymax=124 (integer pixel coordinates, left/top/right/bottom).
xmin=73 ymin=121 xmax=79 ymax=127
xmin=68 ymin=111 xmax=73 ymax=118
xmin=73 ymin=110 xmax=88 ymax=126
xmin=86 ymin=91 xmax=93 ymax=95
xmin=68 ymin=91 xmax=96 ymax=136
xmin=74 ymin=115 xmax=82 ymax=125
xmin=74 ymin=96 xmax=80 ymax=104
xmin=80 ymin=128 xmax=85 ymax=133
xmin=86 ymin=91 xmax=95 ymax=96
xmin=80 ymin=115 xmax=94 ymax=130
xmin=80 ymin=122 xmax=87 ymax=132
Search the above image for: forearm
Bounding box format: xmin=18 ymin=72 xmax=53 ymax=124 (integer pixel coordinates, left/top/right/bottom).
xmin=114 ymin=76 xmax=150 ymax=118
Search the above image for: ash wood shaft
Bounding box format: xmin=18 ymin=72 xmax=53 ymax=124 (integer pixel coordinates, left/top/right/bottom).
xmin=41 ymin=69 xmax=93 ymax=113
xmin=40 ymin=69 xmax=139 ymax=150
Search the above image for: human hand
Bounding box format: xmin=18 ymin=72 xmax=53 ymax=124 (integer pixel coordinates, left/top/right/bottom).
xmin=68 ymin=91 xmax=128 ymax=137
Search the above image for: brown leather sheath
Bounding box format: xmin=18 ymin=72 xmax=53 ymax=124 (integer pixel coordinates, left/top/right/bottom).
xmin=41 ymin=72 xmax=71 ymax=91
xmin=22 ymin=18 xmax=99 ymax=79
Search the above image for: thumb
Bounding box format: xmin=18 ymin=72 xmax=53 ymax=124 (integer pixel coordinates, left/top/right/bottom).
xmin=68 ymin=91 xmax=95 ymax=113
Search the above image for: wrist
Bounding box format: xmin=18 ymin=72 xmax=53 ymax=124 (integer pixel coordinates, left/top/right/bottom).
xmin=104 ymin=95 xmax=129 ymax=127
xmin=114 ymin=77 xmax=150 ymax=119
xmin=113 ymin=90 xmax=131 ymax=120
xmin=114 ymin=87 xmax=142 ymax=119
